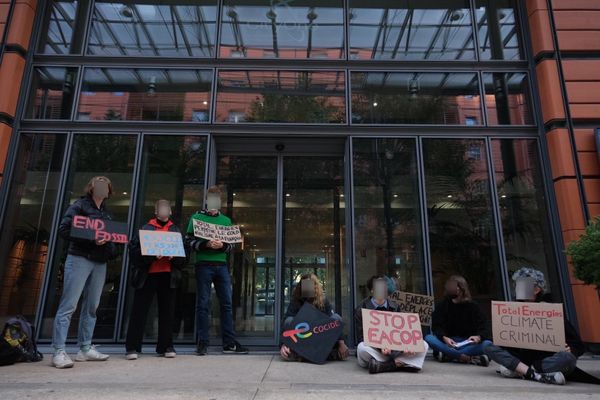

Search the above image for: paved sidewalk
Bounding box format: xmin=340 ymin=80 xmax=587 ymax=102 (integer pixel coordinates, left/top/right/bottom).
xmin=1 ymin=352 xmax=599 ymax=400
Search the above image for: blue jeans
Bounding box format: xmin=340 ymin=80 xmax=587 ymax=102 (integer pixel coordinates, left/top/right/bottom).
xmin=52 ymin=254 xmax=107 ymax=352
xmin=195 ymin=264 xmax=236 ymax=346
xmin=425 ymin=334 xmax=491 ymax=360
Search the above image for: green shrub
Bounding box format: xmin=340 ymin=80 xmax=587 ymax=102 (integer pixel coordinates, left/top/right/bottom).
xmin=566 ymin=217 xmax=600 ymax=288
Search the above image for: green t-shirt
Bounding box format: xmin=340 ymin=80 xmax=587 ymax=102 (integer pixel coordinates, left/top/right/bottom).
xmin=186 ymin=211 xmax=233 ymax=264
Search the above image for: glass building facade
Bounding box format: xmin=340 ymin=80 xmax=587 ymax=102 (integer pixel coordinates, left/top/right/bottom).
xmin=0 ymin=0 xmax=572 ymax=347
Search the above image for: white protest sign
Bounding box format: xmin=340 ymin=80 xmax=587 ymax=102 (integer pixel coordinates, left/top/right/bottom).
xmin=139 ymin=230 xmax=186 ymax=257
xmin=361 ymin=309 xmax=425 ymax=352
xmin=491 ymin=301 xmax=566 ymax=352
xmin=192 ymin=219 xmax=242 ymax=243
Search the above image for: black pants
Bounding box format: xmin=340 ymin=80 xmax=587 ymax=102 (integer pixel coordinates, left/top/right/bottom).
xmin=483 ymin=342 xmax=577 ymax=376
xmin=125 ymin=272 xmax=174 ymax=354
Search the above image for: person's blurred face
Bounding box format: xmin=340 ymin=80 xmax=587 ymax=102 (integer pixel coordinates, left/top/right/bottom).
xmin=156 ymin=203 xmax=172 ymax=220
xmin=206 ymin=194 xmax=221 ymax=211
xmin=445 ymin=281 xmax=460 ymax=299
xmin=93 ymin=180 xmax=109 ymax=200
xmin=301 ymin=279 xmax=315 ymax=299
xmin=515 ymin=277 xmax=536 ymax=301
xmin=373 ymin=279 xmax=388 ymax=302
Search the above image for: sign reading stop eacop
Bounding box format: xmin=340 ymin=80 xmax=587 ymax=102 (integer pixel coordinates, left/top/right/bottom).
xmin=361 ymin=309 xmax=425 ymax=352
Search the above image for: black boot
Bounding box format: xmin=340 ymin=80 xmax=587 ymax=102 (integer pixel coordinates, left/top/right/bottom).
xmin=368 ymin=359 xmax=397 ymax=374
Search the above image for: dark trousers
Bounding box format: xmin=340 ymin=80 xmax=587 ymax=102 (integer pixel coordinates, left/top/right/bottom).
xmin=125 ymin=272 xmax=174 ymax=354
xmin=483 ymin=342 xmax=577 ymax=376
xmin=195 ymin=264 xmax=236 ymax=346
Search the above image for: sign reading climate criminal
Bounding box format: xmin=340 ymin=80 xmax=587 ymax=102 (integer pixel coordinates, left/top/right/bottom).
xmin=491 ymin=301 xmax=565 ymax=352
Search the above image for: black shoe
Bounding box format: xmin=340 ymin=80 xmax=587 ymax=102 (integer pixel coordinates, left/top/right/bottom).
xmin=223 ymin=341 xmax=248 ymax=354
xmin=196 ymin=342 xmax=208 ymax=356
xmin=471 ymin=354 xmax=489 ymax=367
xmin=368 ymin=359 xmax=397 ymax=374
xmin=534 ymin=371 xmax=566 ymax=385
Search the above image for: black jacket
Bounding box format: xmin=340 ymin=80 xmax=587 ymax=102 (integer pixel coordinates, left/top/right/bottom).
xmin=128 ymin=219 xmax=189 ymax=289
xmin=354 ymin=297 xmax=401 ymax=344
xmin=58 ymin=195 xmax=118 ymax=262
xmin=431 ymin=297 xmax=490 ymax=340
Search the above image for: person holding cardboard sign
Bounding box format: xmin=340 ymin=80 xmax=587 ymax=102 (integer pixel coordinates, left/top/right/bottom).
xmin=425 ymin=275 xmax=492 ymax=366
xmin=125 ymin=200 xmax=188 ymax=360
xmin=185 ymin=186 xmax=248 ymax=355
xmin=51 ymin=176 xmax=118 ymax=369
xmin=355 ymin=275 xmax=428 ymax=374
xmin=483 ymin=267 xmax=585 ymax=385
xmin=280 ymin=274 xmax=349 ymax=362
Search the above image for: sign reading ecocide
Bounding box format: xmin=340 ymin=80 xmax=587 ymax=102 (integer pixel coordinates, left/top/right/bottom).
xmin=361 ymin=309 xmax=425 ymax=352
xmin=491 ymin=301 xmax=565 ymax=352
xmin=192 ymin=219 xmax=242 ymax=243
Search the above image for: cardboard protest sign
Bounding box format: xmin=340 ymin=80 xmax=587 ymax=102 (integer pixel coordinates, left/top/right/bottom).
xmin=192 ymin=219 xmax=242 ymax=243
xmin=491 ymin=301 xmax=565 ymax=352
xmin=389 ymin=291 xmax=434 ymax=326
xmin=139 ymin=230 xmax=186 ymax=258
xmin=281 ymin=303 xmax=343 ymax=364
xmin=70 ymin=215 xmax=128 ymax=244
xmin=361 ymin=309 xmax=425 ymax=352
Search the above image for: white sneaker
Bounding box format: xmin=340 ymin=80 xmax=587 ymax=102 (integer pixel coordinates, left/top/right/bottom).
xmin=75 ymin=345 xmax=110 ymax=362
xmin=125 ymin=352 xmax=138 ymax=360
xmin=498 ymin=365 xmax=520 ymax=378
xmin=52 ymin=350 xmax=74 ymax=369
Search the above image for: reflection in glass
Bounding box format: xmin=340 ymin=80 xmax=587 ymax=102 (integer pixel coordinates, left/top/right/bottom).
xmin=40 ymin=134 xmax=137 ymax=340
xmin=423 ymin=139 xmax=502 ymax=307
xmin=120 ymin=135 xmax=207 ymax=342
xmin=77 ymin=68 xmax=212 ymax=121
xmin=0 ymin=134 xmax=66 ymax=326
xmin=26 ymin=67 xmax=78 ymax=120
xmin=476 ymin=0 xmax=523 ymax=60
xmin=483 ymin=72 xmax=533 ymax=125
xmin=38 ymin=0 xmax=89 ymax=54
xmin=349 ymin=0 xmax=475 ymax=60
xmin=216 ymin=70 xmax=346 ymax=123
xmin=88 ymin=0 xmax=218 ymax=56
xmin=351 ymin=71 xmax=482 ymax=125
xmin=283 ymin=157 xmax=348 ymax=325
xmin=352 ymin=139 xmax=424 ymax=300
xmin=220 ymin=0 xmax=344 ymax=59
xmin=217 ymin=156 xmax=278 ymax=338
xmin=491 ymin=139 xmax=561 ymax=301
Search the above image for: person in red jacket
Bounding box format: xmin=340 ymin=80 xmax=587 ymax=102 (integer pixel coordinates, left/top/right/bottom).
xmin=125 ymin=200 xmax=188 ymax=360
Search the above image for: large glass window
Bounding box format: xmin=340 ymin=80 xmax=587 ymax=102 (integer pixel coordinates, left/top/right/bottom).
xmin=215 ymin=70 xmax=346 ymax=123
xmin=220 ymin=0 xmax=344 ymax=59
xmin=423 ymin=139 xmax=503 ymax=307
xmin=120 ymin=135 xmax=207 ymax=342
xmin=0 ymin=134 xmax=66 ymax=326
xmin=349 ymin=0 xmax=475 ymax=61
xmin=476 ymin=0 xmax=523 ymax=60
xmin=351 ymin=71 xmax=482 ymax=125
xmin=484 ymin=72 xmax=533 ymax=126
xmin=87 ymin=0 xmax=218 ymax=57
xmin=25 ymin=67 xmax=78 ymax=120
xmin=352 ymin=138 xmax=425 ymax=301
xmin=491 ymin=139 xmax=561 ymax=300
xmin=38 ymin=0 xmax=90 ymax=54
xmin=40 ymin=134 xmax=137 ymax=340
xmin=77 ymin=68 xmax=212 ymax=121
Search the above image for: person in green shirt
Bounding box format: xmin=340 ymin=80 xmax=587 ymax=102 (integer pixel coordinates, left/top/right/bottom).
xmin=185 ymin=186 xmax=248 ymax=355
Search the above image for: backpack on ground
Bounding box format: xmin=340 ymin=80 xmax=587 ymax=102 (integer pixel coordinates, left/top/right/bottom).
xmin=1 ymin=316 xmax=43 ymax=364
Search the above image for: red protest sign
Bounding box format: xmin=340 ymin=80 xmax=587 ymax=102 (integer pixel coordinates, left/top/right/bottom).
xmin=361 ymin=309 xmax=425 ymax=352
xmin=71 ymin=215 xmax=128 ymax=243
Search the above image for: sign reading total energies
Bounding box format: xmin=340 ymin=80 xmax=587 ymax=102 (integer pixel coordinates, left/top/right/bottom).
xmin=389 ymin=291 xmax=434 ymax=326
xmin=280 ymin=303 xmax=344 ymax=364
xmin=71 ymin=215 xmax=128 ymax=243
xmin=139 ymin=230 xmax=186 ymax=258
xmin=192 ymin=219 xmax=243 ymax=243
xmin=491 ymin=301 xmax=566 ymax=352
xmin=361 ymin=309 xmax=425 ymax=352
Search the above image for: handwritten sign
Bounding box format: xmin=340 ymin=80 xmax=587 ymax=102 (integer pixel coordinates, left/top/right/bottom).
xmin=71 ymin=215 xmax=128 ymax=243
xmin=192 ymin=220 xmax=242 ymax=243
xmin=139 ymin=230 xmax=186 ymax=258
xmin=491 ymin=301 xmax=565 ymax=352
xmin=281 ymin=303 xmax=343 ymax=364
xmin=361 ymin=309 xmax=425 ymax=352
xmin=389 ymin=291 xmax=434 ymax=326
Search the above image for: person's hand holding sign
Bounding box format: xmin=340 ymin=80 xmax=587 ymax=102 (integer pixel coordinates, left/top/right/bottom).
xmin=443 ymin=336 xmax=457 ymax=347
xmin=468 ymin=335 xmax=481 ymax=344
xmin=209 ymin=240 xmax=224 ymax=249
xmin=280 ymin=344 xmax=292 ymax=359
xmin=95 ymin=238 xmax=107 ymax=246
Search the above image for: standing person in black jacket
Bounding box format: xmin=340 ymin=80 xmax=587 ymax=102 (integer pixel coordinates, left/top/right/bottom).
xmin=425 ymin=275 xmax=491 ymax=366
xmin=280 ymin=273 xmax=349 ymax=362
xmin=51 ymin=176 xmax=118 ymax=369
xmin=125 ymin=200 xmax=188 ymax=360
xmin=483 ymin=267 xmax=585 ymax=385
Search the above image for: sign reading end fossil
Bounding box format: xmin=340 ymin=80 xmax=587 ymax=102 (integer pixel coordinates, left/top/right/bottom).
xmin=192 ymin=219 xmax=243 ymax=243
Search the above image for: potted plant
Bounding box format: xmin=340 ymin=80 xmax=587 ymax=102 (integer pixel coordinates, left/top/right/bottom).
xmin=566 ymin=217 xmax=600 ymax=297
